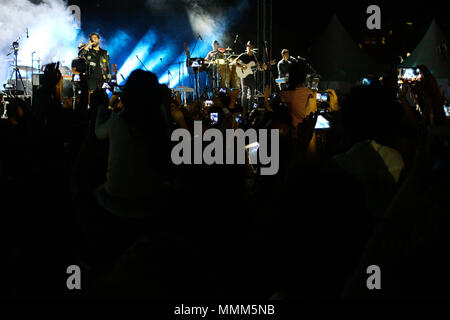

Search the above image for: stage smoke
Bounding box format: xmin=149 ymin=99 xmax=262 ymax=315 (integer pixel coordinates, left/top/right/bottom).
xmin=183 ymin=0 xmax=225 ymax=39
xmin=0 ymin=0 xmax=83 ymax=86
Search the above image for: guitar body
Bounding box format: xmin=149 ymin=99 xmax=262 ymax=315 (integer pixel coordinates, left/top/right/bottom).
xmin=236 ymin=61 xmax=257 ymax=79
xmin=236 ymin=60 xmax=277 ymax=79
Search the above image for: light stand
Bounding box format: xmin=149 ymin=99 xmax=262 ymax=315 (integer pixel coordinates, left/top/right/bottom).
xmin=12 ymin=41 xmax=27 ymax=96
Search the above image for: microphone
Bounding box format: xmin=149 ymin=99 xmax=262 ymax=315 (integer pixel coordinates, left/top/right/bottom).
xmin=198 ymin=33 xmax=203 ymax=41
xmin=234 ymin=35 xmax=239 ymax=44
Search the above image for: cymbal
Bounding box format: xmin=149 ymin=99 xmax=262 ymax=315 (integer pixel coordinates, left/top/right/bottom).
xmin=16 ymin=65 xmax=39 ymax=72
xmin=213 ymin=59 xmax=227 ymax=65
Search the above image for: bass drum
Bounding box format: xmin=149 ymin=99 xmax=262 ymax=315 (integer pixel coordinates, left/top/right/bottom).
xmin=6 ymin=78 xmax=32 ymax=95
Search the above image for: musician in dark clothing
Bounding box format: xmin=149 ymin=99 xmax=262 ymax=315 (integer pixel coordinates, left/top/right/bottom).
xmin=205 ymin=40 xmax=225 ymax=92
xmin=234 ymin=41 xmax=267 ymax=111
xmin=78 ymin=33 xmax=111 ymax=92
xmin=71 ymin=43 xmax=89 ymax=110
xmin=277 ymin=49 xmax=298 ymax=78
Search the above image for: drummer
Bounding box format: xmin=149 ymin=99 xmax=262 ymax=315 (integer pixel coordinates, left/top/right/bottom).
xmin=205 ymin=40 xmax=224 ymax=91
xmin=205 ymin=40 xmax=223 ymax=64
xmin=205 ymin=40 xmax=238 ymax=91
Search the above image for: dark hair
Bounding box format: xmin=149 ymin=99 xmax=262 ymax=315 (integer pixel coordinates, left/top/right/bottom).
xmin=287 ymin=61 xmax=308 ymax=90
xmin=340 ymin=83 xmax=404 ymax=147
xmin=121 ymin=69 xmax=162 ymax=130
xmin=120 ymin=69 xmax=171 ymax=169
xmin=42 ymin=62 xmax=62 ymax=89
xmin=89 ymin=32 xmax=100 ymax=40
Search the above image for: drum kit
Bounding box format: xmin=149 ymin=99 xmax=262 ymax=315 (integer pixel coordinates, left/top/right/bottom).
xmin=207 ymin=47 xmax=239 ymax=93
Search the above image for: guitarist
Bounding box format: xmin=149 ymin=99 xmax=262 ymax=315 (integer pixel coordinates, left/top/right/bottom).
xmin=234 ymin=41 xmax=267 ymax=110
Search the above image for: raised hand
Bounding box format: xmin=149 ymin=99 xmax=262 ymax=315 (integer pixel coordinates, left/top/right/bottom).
xmin=326 ymin=89 xmax=339 ymax=111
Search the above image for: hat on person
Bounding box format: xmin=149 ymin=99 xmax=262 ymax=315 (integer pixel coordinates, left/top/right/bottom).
xmin=246 ymin=41 xmax=255 ymax=48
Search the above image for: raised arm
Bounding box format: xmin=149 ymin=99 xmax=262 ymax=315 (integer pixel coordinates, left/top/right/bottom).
xmin=93 ymin=90 xmax=113 ymax=140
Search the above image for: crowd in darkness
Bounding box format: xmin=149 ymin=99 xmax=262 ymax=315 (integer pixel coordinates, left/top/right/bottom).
xmin=1 ymin=57 xmax=449 ymax=299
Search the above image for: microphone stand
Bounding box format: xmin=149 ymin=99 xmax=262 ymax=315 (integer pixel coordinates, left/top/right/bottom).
xmin=264 ymin=41 xmax=277 ymax=93
xmin=235 ymin=36 xmax=246 ymax=51
xmin=136 ymin=55 xmax=148 ymax=71
xmin=252 ymin=50 xmax=263 ymax=96
xmin=160 ymin=58 xmax=172 ymax=87
xmin=191 ymin=34 xmax=202 ymax=58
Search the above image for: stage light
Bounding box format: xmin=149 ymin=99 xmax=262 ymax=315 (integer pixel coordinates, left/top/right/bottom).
xmin=406 ymin=52 xmax=411 ymax=57
xmin=117 ymin=30 xmax=158 ymax=84
xmin=116 ymin=1 xmax=249 ymax=88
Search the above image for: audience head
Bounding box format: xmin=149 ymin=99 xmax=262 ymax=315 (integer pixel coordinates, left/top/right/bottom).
xmin=121 ymin=69 xmax=161 ymax=114
xmin=120 ymin=69 xmax=169 ymax=156
xmin=42 ymin=62 xmax=62 ymax=90
xmin=340 ymin=83 xmax=404 ymax=147
xmin=287 ymin=60 xmax=308 ymax=90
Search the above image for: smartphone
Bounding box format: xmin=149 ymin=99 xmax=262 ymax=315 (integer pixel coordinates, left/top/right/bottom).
xmin=361 ymin=77 xmax=372 ymax=85
xmin=444 ymin=104 xmax=450 ymax=118
xmin=210 ymin=112 xmax=219 ymax=125
xmin=113 ymin=86 xmax=122 ymax=94
xmin=316 ymin=92 xmax=329 ymax=102
xmin=315 ymin=115 xmax=330 ymax=129
xmin=399 ymin=68 xmax=423 ymax=82
xmin=204 ymin=100 xmax=214 ymax=107
xmin=245 ymin=142 xmax=260 ymax=165
xmin=235 ymin=113 xmax=243 ymax=124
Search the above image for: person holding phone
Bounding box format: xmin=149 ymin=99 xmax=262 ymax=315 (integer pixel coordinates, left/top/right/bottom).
xmin=280 ymin=60 xmax=316 ymax=132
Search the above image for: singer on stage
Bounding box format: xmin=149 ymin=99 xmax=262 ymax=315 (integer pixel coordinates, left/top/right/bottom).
xmin=78 ymin=32 xmax=111 ymax=92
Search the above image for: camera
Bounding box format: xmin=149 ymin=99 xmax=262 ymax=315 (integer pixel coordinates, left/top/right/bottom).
xmin=315 ymin=113 xmax=331 ymax=130
xmin=204 ymin=100 xmax=214 ymax=107
xmin=361 ymin=77 xmax=372 ymax=86
xmin=210 ymin=112 xmax=219 ymax=125
xmin=113 ymin=85 xmax=122 ymax=94
xmin=398 ymin=67 xmax=423 ymax=82
xmin=316 ymin=92 xmax=329 ymax=102
xmin=235 ymin=113 xmax=243 ymax=124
